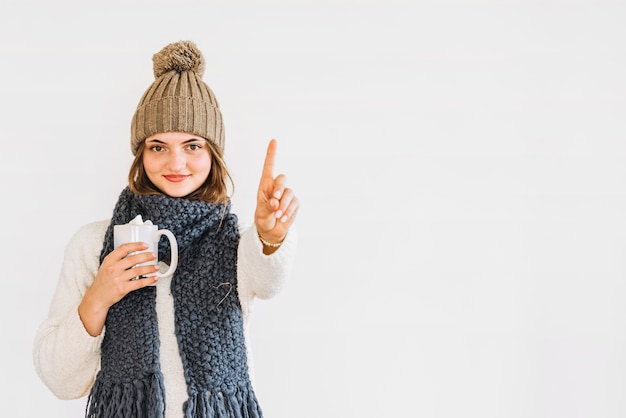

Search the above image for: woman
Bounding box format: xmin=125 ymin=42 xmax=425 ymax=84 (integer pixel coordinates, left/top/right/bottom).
xmin=33 ymin=40 xmax=299 ymax=418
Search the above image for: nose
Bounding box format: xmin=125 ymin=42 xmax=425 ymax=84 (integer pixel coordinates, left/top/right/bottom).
xmin=167 ymin=149 xmax=186 ymax=172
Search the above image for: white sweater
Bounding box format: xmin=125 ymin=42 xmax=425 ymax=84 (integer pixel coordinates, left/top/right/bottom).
xmin=33 ymin=219 xmax=297 ymax=417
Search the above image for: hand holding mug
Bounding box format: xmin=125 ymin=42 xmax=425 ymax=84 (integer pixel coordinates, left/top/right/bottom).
xmin=113 ymin=222 xmax=178 ymax=279
xmin=78 ymin=220 xmax=178 ymax=337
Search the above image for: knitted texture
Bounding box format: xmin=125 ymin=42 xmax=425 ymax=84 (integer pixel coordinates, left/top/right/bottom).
xmin=130 ymin=40 xmax=225 ymax=156
xmin=86 ymin=187 xmax=262 ymax=418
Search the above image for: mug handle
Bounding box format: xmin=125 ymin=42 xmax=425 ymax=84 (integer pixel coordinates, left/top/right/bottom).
xmin=153 ymin=229 xmax=178 ymax=277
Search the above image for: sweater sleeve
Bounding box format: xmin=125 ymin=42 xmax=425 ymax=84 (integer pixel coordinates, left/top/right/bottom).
xmin=237 ymin=224 xmax=298 ymax=318
xmin=33 ymin=220 xmax=109 ymax=400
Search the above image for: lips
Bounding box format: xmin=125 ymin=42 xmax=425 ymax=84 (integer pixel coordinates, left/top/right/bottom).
xmin=163 ymin=174 xmax=190 ymax=183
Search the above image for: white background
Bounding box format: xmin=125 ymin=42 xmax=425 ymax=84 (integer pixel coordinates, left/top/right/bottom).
xmin=1 ymin=0 xmax=626 ymax=417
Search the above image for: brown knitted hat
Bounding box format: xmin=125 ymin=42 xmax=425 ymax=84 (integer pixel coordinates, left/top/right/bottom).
xmin=130 ymin=40 xmax=225 ymax=155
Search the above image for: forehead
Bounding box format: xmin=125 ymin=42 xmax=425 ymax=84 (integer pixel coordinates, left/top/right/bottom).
xmin=145 ymin=132 xmax=206 ymax=143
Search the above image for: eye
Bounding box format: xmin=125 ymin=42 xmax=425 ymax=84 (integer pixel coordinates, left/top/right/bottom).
xmin=188 ymin=143 xmax=202 ymax=151
xmin=149 ymin=145 xmax=164 ymax=152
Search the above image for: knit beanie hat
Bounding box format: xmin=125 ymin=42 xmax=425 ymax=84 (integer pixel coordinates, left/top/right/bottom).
xmin=130 ymin=40 xmax=225 ymax=155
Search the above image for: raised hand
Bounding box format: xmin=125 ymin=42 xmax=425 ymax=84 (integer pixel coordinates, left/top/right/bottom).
xmin=254 ymin=139 xmax=299 ymax=252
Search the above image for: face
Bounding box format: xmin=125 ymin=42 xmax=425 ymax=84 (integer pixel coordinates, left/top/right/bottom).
xmin=142 ymin=132 xmax=212 ymax=198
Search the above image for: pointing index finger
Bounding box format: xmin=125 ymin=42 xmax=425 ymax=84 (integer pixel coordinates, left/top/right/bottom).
xmin=262 ymin=139 xmax=278 ymax=180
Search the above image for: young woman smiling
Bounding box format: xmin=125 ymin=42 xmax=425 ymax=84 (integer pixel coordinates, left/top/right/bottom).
xmin=33 ymin=40 xmax=299 ymax=418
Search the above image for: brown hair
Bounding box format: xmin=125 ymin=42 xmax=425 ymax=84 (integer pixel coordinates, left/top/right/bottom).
xmin=128 ymin=139 xmax=233 ymax=203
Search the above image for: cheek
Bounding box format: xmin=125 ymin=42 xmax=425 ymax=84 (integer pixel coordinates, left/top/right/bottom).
xmin=201 ymin=159 xmax=212 ymax=175
xmin=142 ymin=154 xmax=160 ymax=178
xmin=190 ymin=154 xmax=212 ymax=176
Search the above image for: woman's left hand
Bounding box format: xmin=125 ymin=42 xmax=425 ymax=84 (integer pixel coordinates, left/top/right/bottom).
xmin=255 ymin=139 xmax=299 ymax=249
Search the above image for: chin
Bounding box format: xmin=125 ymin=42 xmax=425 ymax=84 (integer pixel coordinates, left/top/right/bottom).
xmin=160 ymin=186 xmax=194 ymax=198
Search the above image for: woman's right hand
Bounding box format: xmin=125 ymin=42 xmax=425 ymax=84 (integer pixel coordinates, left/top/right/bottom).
xmin=78 ymin=242 xmax=160 ymax=336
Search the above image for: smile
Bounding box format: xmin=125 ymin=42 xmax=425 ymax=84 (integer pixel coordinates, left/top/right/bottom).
xmin=163 ymin=174 xmax=190 ymax=183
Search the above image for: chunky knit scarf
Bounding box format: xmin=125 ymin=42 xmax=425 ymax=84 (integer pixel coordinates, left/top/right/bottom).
xmin=85 ymin=187 xmax=263 ymax=418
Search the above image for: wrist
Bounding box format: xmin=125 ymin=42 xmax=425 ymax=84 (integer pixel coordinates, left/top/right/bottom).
xmin=257 ymin=231 xmax=284 ymax=248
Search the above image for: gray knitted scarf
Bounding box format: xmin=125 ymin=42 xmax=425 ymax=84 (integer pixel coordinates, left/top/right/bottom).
xmin=85 ymin=187 xmax=263 ymax=418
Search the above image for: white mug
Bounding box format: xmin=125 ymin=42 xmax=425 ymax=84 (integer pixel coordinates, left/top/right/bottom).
xmin=114 ymin=223 xmax=178 ymax=278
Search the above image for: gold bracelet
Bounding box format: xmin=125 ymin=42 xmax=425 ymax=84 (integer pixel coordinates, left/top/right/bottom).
xmin=258 ymin=232 xmax=283 ymax=248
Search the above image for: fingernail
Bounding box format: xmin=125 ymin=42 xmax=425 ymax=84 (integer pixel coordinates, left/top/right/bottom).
xmin=275 ymin=210 xmax=283 ymax=219
xmin=274 ymin=190 xmax=282 ymax=199
xmin=281 ymin=215 xmax=288 ymax=223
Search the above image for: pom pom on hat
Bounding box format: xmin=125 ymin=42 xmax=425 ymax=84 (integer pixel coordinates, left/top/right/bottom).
xmin=152 ymin=40 xmax=205 ymax=79
xmin=130 ymin=40 xmax=224 ymax=155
